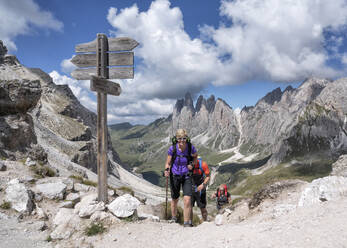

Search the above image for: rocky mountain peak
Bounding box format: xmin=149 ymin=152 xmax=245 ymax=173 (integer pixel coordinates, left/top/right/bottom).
xmin=173 ymin=92 xmax=195 ymax=114
xmin=195 ymin=95 xmax=206 ymax=112
xmin=0 ymin=40 xmax=7 ymax=58
xmin=258 ymin=87 xmax=283 ymax=106
xmin=0 ymin=41 xmax=20 ymax=66
xmin=206 ymin=94 xmax=216 ymax=113
xmin=184 ymin=92 xmax=195 ymax=113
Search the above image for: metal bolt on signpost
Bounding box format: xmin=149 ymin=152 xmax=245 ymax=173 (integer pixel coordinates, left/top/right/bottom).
xmin=71 ymin=34 xmax=138 ymax=203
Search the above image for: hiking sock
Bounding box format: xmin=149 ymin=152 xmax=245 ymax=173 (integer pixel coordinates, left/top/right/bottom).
xmin=184 ymin=221 xmax=193 ymax=227
xmin=169 ymin=216 xmax=177 ymax=223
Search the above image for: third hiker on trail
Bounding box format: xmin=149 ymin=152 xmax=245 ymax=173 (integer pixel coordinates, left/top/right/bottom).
xmin=211 ymin=184 xmax=231 ymax=212
xmin=191 ymin=156 xmax=210 ymax=222
xmin=164 ymin=129 xmax=198 ymax=227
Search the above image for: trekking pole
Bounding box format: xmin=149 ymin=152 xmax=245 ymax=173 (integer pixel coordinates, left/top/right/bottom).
xmin=165 ymin=174 xmax=168 ymax=220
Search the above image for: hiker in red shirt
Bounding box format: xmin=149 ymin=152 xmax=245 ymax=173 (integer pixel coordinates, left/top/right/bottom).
xmin=191 ymin=156 xmax=210 ymax=222
xmin=211 ymin=184 xmax=231 ymax=212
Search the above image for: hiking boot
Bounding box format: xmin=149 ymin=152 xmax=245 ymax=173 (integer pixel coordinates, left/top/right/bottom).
xmin=183 ymin=223 xmax=193 ymax=227
xmin=168 ymin=216 xmax=178 ymax=223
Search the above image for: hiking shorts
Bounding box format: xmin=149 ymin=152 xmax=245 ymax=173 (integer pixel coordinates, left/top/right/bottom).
xmin=170 ymin=174 xmax=192 ymax=199
xmin=191 ymin=188 xmax=207 ymax=209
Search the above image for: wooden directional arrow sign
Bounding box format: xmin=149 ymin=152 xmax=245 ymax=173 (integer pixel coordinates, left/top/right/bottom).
xmin=75 ymin=37 xmax=139 ymax=52
xmin=71 ymin=67 xmax=133 ymax=80
xmin=69 ymin=34 xmax=138 ymax=204
xmin=90 ymin=76 xmax=121 ymax=96
xmin=71 ymin=52 xmax=134 ymax=68
xmin=70 ymin=37 xmax=138 ymax=80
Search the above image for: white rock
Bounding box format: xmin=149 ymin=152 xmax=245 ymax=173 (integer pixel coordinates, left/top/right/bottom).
xmin=35 ymin=182 xmax=67 ymax=200
xmin=59 ymin=201 xmax=74 ymax=208
xmin=51 ymin=208 xmax=82 ymax=240
xmin=108 ymin=193 xmax=141 ymax=218
xmin=36 ymin=177 xmax=74 ymax=191
xmin=25 ymin=157 xmax=36 ymax=167
xmin=89 ymin=211 xmax=120 ymax=223
xmin=53 ymin=208 xmax=75 ymax=226
xmin=74 ymin=193 xmax=105 ymax=217
xmin=66 ymin=193 xmax=80 ymax=203
xmin=215 ymin=214 xmax=224 ymax=226
xmin=5 ymin=178 xmax=35 ymax=213
xmin=35 ymin=206 xmax=48 ymax=220
xmin=50 ymin=224 xmax=73 ymax=240
xmin=78 ymin=201 xmax=105 ymax=218
xmin=74 ymin=183 xmax=92 ymax=192
xmin=331 ymin=154 xmax=347 ymax=177
xmin=298 ymin=176 xmax=347 ymax=207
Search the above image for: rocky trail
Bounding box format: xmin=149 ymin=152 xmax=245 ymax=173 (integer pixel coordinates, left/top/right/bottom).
xmin=1 ymin=156 xmax=347 ymax=248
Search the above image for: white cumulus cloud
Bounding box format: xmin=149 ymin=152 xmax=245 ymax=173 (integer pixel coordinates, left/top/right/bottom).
xmin=0 ymin=0 xmax=63 ymax=51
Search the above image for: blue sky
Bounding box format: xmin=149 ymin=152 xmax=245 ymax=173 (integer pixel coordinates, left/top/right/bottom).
xmin=1 ymin=0 xmax=347 ymax=124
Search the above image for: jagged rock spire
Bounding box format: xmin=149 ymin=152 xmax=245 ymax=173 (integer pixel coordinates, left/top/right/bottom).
xmin=257 ymin=87 xmax=282 ymax=105
xmin=206 ymin=95 xmax=216 ymax=113
xmin=0 ymin=40 xmax=8 ymax=63
xmin=184 ymin=92 xmax=195 ymax=113
xmin=195 ymin=95 xmax=206 ymax=112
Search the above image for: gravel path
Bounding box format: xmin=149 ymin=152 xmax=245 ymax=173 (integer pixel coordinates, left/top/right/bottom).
xmin=85 ymin=198 xmax=347 ymax=248
xmin=0 ymin=214 xmax=52 ymax=248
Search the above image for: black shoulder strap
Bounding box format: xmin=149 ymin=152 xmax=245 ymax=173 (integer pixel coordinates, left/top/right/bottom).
xmin=170 ymin=137 xmax=192 ymax=166
xmin=187 ymin=141 xmax=192 ymax=163
xmin=170 ymin=137 xmax=177 ymax=167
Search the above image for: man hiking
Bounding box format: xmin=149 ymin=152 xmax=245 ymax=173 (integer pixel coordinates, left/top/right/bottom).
xmin=164 ymin=129 xmax=198 ymax=227
xmin=191 ymin=156 xmax=210 ymax=222
xmin=211 ymin=184 xmax=231 ymax=212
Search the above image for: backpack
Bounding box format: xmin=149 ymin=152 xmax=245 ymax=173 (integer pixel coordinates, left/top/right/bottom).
xmin=170 ymin=136 xmax=193 ymax=171
xmin=193 ymin=157 xmax=205 ymax=177
xmin=217 ymin=184 xmax=228 ymax=198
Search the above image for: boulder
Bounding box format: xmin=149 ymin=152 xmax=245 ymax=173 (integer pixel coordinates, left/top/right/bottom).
xmin=51 ymin=208 xmax=81 ymax=240
xmin=35 ymin=182 xmax=67 ymax=200
xmin=65 ymin=192 xmax=80 ymax=203
xmin=331 ymin=154 xmax=347 ymax=177
xmin=74 ymin=193 xmax=105 ymax=218
xmin=36 ymin=177 xmax=73 ymax=191
xmin=214 ymin=214 xmax=224 ymax=226
xmin=90 ymin=211 xmax=121 ymax=224
xmin=298 ymin=176 xmax=347 ymax=206
xmin=25 ymin=157 xmax=36 ymax=167
xmin=34 ymin=206 xmax=48 ymax=220
xmin=5 ymin=178 xmax=35 ymax=213
xmin=74 ymin=183 xmax=92 ymax=192
xmin=0 ymin=161 xmax=6 ymax=171
xmin=0 ymin=79 xmax=41 ymax=115
xmin=108 ymin=193 xmax=141 ymax=218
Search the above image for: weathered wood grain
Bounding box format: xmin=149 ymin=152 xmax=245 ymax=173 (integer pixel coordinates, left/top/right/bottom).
xmin=91 ymin=76 xmax=121 ymax=96
xmin=71 ymin=67 xmax=133 ymax=80
xmin=75 ymin=37 xmax=138 ymax=52
xmin=71 ymin=52 xmax=134 ymax=68
xmin=97 ymin=33 xmax=108 ymax=203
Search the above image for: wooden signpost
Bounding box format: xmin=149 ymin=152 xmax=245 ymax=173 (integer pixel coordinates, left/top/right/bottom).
xmin=71 ymin=34 xmax=138 ymax=203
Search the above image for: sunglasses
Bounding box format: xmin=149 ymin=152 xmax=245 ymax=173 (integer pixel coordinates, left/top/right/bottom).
xmin=177 ymin=137 xmax=187 ymax=141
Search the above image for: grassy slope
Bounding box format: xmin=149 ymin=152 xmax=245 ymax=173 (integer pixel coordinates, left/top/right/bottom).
xmin=109 ymin=118 xmax=333 ymax=197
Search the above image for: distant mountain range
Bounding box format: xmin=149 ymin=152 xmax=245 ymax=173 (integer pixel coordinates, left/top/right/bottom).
xmin=109 ymin=77 xmax=347 ymax=191
xmin=1 ymin=39 xmax=346 ymax=197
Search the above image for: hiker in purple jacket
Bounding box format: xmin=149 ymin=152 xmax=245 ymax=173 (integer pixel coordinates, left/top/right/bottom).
xmin=164 ymin=129 xmax=198 ymax=227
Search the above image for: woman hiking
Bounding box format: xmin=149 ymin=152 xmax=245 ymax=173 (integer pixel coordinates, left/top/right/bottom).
xmin=164 ymin=129 xmax=198 ymax=227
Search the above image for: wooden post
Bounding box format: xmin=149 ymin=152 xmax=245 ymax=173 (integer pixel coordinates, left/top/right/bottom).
xmin=71 ymin=35 xmax=138 ymax=204
xmin=97 ymin=33 xmax=109 ymax=203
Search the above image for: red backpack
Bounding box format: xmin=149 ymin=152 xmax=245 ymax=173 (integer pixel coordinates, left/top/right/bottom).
xmin=217 ymin=184 xmax=228 ymax=197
